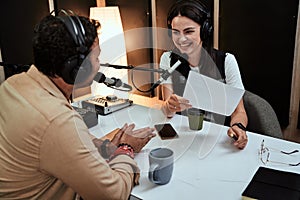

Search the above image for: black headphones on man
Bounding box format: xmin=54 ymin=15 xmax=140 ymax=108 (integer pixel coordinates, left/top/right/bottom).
xmin=167 ymin=0 xmax=213 ymax=42
xmin=55 ymin=9 xmax=92 ymax=84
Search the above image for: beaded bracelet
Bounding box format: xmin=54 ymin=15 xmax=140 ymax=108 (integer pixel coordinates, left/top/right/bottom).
xmin=109 ymin=143 xmax=134 ymax=160
xmin=118 ymin=143 xmax=134 ymax=150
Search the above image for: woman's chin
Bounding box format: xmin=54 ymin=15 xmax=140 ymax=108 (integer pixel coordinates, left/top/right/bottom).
xmin=179 ymin=49 xmax=191 ymax=55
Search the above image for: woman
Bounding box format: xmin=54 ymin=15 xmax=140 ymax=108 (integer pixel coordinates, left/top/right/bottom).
xmin=160 ymin=0 xmax=248 ymax=149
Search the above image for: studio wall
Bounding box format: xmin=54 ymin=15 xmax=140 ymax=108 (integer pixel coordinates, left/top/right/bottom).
xmin=219 ymin=0 xmax=299 ymax=127
xmin=0 ymin=1 xmax=49 ymax=65
xmin=0 ymin=0 xmax=95 ymax=78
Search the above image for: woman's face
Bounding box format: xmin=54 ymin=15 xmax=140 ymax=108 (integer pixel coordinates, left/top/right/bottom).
xmin=171 ymin=15 xmax=202 ymax=56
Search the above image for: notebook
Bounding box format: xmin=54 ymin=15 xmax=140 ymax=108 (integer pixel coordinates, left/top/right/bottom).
xmin=242 ymin=167 xmax=300 ymax=200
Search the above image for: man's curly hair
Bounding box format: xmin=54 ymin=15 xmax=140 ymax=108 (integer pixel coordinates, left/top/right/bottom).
xmin=32 ymin=14 xmax=99 ymax=78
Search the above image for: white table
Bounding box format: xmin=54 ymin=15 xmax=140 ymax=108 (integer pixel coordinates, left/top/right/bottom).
xmin=89 ymin=104 xmax=300 ymax=200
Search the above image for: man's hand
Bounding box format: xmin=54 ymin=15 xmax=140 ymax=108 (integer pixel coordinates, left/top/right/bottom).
xmin=112 ymin=123 xmax=156 ymax=153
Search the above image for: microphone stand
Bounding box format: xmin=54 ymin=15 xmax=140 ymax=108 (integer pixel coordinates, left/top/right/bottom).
xmin=100 ymin=63 xmax=167 ymax=93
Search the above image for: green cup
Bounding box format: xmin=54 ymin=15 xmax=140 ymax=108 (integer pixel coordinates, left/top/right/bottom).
xmin=187 ymin=108 xmax=205 ymax=130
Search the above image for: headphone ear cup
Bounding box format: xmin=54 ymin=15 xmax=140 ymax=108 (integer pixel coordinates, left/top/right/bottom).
xmin=61 ymin=55 xmax=79 ymax=84
xmin=200 ymin=19 xmax=213 ymax=41
xmin=61 ymin=54 xmax=92 ymax=84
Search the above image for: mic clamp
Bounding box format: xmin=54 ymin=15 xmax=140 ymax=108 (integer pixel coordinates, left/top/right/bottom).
xmin=105 ymin=77 xmax=122 ymax=87
xmin=160 ymin=71 xmax=172 ymax=80
xmin=150 ymin=60 xmax=182 ymax=91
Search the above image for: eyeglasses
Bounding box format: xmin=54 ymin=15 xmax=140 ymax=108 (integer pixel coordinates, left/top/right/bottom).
xmin=259 ymin=140 xmax=300 ymax=166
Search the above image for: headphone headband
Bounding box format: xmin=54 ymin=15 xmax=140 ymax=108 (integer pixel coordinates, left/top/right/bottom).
xmin=53 ymin=9 xmax=92 ymax=84
xmin=56 ymin=9 xmax=87 ymax=53
xmin=167 ymin=0 xmax=213 ymax=42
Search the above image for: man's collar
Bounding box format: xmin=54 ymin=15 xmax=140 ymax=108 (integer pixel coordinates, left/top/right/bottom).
xmin=27 ymin=65 xmax=70 ymax=102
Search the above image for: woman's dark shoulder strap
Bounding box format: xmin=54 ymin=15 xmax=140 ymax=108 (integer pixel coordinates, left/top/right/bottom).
xmin=212 ymin=49 xmax=226 ymax=81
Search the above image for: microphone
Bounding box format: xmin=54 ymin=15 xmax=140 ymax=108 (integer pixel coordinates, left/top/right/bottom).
xmin=151 ymin=60 xmax=182 ymax=90
xmin=93 ymin=72 xmax=132 ymax=91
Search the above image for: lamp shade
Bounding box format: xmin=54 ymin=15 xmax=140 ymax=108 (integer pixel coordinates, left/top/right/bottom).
xmin=90 ymin=6 xmax=129 ymax=98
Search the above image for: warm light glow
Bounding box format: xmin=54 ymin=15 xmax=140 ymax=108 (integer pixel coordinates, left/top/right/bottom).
xmin=90 ymin=6 xmax=129 ymax=98
xmin=48 ymin=0 xmax=55 ymax=13
xmin=90 ymin=7 xmax=124 ymax=41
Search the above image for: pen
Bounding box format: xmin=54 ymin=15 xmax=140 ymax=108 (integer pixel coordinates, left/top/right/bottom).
xmin=229 ymin=133 xmax=238 ymax=141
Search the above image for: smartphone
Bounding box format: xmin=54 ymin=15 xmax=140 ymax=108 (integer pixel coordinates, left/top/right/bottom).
xmin=154 ymin=123 xmax=178 ymax=140
xmin=129 ymin=194 xmax=142 ymax=200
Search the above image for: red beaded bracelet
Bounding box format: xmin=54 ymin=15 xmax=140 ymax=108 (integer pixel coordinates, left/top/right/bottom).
xmin=109 ymin=143 xmax=134 ymax=160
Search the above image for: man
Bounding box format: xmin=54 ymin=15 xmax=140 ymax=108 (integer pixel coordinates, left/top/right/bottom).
xmin=0 ymin=11 xmax=155 ymax=199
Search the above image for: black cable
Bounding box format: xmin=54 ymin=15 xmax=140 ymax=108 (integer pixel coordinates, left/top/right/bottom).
xmin=130 ymin=70 xmax=157 ymax=93
xmin=105 ymin=83 xmax=132 ymax=92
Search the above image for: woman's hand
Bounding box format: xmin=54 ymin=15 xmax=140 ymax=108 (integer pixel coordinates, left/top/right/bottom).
xmin=228 ymin=99 xmax=248 ymax=149
xmin=227 ymin=125 xmax=248 ymax=149
xmin=163 ymin=94 xmax=192 ymax=117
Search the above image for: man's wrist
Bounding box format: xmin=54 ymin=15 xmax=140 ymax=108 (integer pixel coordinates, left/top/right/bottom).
xmin=109 ymin=143 xmax=135 ymax=160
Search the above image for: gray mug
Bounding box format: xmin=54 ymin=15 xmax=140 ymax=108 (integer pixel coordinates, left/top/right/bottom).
xmin=148 ymin=148 xmax=174 ymax=185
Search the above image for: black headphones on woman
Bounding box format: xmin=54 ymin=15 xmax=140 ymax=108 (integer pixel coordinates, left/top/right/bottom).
xmin=56 ymin=9 xmax=92 ymax=84
xmin=167 ymin=0 xmax=213 ymax=42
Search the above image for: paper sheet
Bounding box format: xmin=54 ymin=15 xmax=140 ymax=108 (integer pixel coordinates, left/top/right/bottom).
xmin=183 ymin=71 xmax=245 ymax=116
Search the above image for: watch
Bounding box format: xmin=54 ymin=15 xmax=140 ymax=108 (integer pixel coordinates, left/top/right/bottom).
xmin=100 ymin=139 xmax=111 ymax=158
xmin=231 ymin=123 xmax=247 ymax=131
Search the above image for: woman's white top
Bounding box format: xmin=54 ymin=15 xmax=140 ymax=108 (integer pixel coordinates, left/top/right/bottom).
xmin=159 ymin=51 xmax=245 ymax=89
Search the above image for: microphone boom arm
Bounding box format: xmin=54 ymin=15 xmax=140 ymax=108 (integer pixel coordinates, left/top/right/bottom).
xmin=100 ymin=63 xmax=166 ymax=74
xmin=100 ymin=63 xmax=134 ymax=69
xmin=100 ymin=61 xmax=181 ymax=93
xmin=131 ymin=67 xmax=166 ymax=74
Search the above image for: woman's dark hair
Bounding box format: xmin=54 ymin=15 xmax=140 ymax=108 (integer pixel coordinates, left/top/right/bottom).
xmin=168 ymin=1 xmax=224 ymax=87
xmin=167 ymin=0 xmax=213 ymax=52
xmin=32 ymin=14 xmax=99 ymax=78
